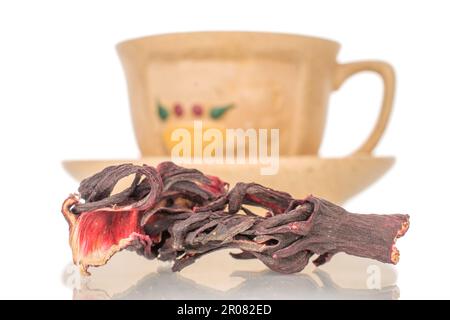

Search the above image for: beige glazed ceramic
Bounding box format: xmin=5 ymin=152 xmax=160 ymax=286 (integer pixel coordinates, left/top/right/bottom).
xmin=63 ymin=156 xmax=394 ymax=205
xmin=63 ymin=32 xmax=397 ymax=204
xmin=116 ymin=32 xmax=395 ymax=156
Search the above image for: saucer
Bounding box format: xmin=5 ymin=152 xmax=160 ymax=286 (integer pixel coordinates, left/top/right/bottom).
xmin=62 ymin=156 xmax=394 ymax=204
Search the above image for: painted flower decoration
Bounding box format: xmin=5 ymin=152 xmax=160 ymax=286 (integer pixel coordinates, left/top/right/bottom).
xmin=156 ymin=100 xmax=234 ymax=121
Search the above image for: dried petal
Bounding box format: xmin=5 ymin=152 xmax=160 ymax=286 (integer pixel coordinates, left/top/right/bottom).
xmin=62 ymin=195 xmax=153 ymax=275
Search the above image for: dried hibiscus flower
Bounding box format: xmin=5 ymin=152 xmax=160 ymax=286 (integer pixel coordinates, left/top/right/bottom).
xmin=62 ymin=162 xmax=227 ymax=275
xmin=62 ymin=162 xmax=409 ymax=275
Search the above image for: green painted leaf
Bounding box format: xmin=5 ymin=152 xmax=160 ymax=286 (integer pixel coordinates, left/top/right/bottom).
xmin=210 ymin=104 xmax=234 ymax=119
xmin=157 ymin=101 xmax=169 ymax=121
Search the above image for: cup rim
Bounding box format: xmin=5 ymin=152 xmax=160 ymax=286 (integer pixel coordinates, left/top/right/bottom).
xmin=116 ymin=31 xmax=341 ymax=54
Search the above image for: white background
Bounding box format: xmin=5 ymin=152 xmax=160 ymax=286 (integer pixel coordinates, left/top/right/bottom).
xmin=0 ymin=0 xmax=449 ymax=299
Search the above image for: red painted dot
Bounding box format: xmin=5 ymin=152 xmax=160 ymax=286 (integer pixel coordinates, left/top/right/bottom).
xmin=192 ymin=104 xmax=203 ymax=117
xmin=173 ymin=103 xmax=183 ymax=117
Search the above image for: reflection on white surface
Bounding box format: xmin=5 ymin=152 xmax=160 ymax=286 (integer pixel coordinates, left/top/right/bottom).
xmin=64 ymin=250 xmax=399 ymax=300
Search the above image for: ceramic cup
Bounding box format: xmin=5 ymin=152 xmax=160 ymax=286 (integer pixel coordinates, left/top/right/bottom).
xmin=117 ymin=32 xmax=395 ymax=156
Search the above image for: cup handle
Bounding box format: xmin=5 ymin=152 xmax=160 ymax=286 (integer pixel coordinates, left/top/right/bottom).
xmin=333 ymin=61 xmax=395 ymax=155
